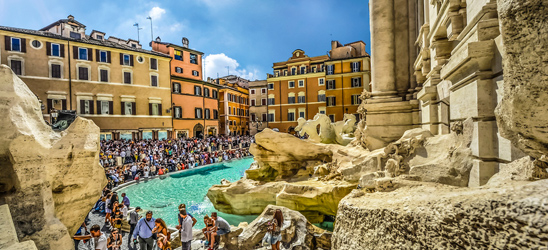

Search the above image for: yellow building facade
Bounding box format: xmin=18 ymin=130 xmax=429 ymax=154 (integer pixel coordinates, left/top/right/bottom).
xmin=214 ymin=75 xmax=250 ymax=136
xmin=0 ymin=15 xmax=172 ymax=140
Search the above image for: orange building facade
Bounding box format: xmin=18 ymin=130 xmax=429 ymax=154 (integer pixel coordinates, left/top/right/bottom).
xmin=267 ymin=41 xmax=371 ymax=133
xmin=151 ymin=38 xmax=220 ymax=138
xmin=213 ymin=75 xmax=250 ymax=136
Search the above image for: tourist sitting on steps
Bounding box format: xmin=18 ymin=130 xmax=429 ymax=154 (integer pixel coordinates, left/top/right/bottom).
xmin=73 ymin=224 xmax=107 ymax=250
xmin=209 ymin=212 xmax=231 ymax=250
xmin=202 ymin=215 xmax=215 ymax=247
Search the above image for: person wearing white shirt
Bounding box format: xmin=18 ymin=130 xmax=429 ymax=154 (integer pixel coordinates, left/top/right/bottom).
xmin=73 ymin=224 xmax=107 ymax=250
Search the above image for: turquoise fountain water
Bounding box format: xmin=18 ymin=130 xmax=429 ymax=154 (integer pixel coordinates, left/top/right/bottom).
xmin=118 ymin=158 xmax=257 ymax=229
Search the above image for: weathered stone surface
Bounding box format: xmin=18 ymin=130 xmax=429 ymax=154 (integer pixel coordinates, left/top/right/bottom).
xmin=333 ymin=179 xmax=548 ymax=250
xmin=495 ymin=0 xmax=548 ymax=159
xmin=487 ymin=156 xmax=548 ymax=186
xmin=207 ymin=179 xmax=356 ymax=223
xmin=0 ymin=205 xmax=37 ymax=250
xmin=221 ymin=205 xmax=331 ymax=250
xmin=0 ymin=65 xmax=107 ymax=250
xmin=248 ymin=129 xmax=333 ymax=181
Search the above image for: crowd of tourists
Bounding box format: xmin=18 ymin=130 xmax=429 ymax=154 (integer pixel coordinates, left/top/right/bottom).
xmin=99 ymin=135 xmax=253 ymax=187
xmin=75 ymin=188 xmax=284 ymax=250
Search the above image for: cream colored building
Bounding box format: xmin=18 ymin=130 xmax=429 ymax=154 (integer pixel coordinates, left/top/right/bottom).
xmin=365 ymin=0 xmax=524 ymax=186
xmin=0 ymin=15 xmax=173 ymax=140
xmin=248 ymin=80 xmax=268 ymax=135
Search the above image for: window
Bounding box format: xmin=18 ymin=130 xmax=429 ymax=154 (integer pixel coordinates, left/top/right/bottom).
xmin=251 ymin=99 xmax=256 ymax=106
xmin=124 ymin=102 xmax=133 ymax=115
xmin=150 ymin=103 xmax=159 ymax=115
xmin=99 ymin=50 xmax=107 ymax=62
xmin=318 ymin=93 xmax=326 ymax=102
xmin=11 ymin=38 xmax=21 ymax=51
xmin=31 ymin=40 xmax=41 ymax=48
xmin=174 ymin=106 xmax=182 ymax=118
xmin=78 ymin=48 xmax=88 ymax=60
xmin=205 ymin=109 xmax=211 ymax=119
xmin=329 ymin=114 xmax=335 ymax=122
xmin=51 ymin=64 xmax=61 ymax=78
xmin=194 ymin=86 xmax=202 ymax=96
xmin=173 ymin=82 xmax=181 ymax=93
xmin=268 ymin=113 xmax=275 ymax=122
xmin=299 ymin=111 xmax=305 ymax=118
xmin=298 ymin=95 xmax=305 ymax=103
xmin=192 ymin=70 xmax=199 ymax=76
xmin=291 ymin=68 xmax=296 ymax=75
xmin=326 ymin=65 xmax=334 ymax=75
xmin=327 ymin=96 xmax=336 ymax=107
xmin=123 ymin=72 xmax=132 ymax=84
xmin=261 ymin=88 xmax=266 ymax=94
xmin=80 ymin=99 xmax=93 ymax=114
xmin=319 ymin=107 xmax=326 ymax=114
xmin=195 ymin=108 xmax=202 ymax=118
xmin=288 ymin=81 xmax=295 ymax=88
xmin=78 ymin=67 xmax=89 ymax=80
xmin=268 ymin=83 xmax=274 ymax=90
xmin=287 ymin=112 xmax=295 ymax=121
xmin=298 ymin=80 xmax=304 ymax=87
xmin=212 ymin=90 xmax=218 ymax=99
xmin=327 ymin=80 xmax=336 ymax=90
xmin=137 ymin=56 xmax=144 ymax=63
xmin=70 ymin=32 xmax=81 ymax=39
xmin=228 ymin=107 xmax=232 ymax=115
xmin=352 ymin=62 xmax=361 ymax=72
xmin=51 ymin=43 xmax=60 ymax=57
xmin=262 ymin=113 xmax=267 ymax=122
xmin=96 ymin=35 xmax=103 ymax=40
xmin=268 ymin=97 xmax=275 ymax=105
xmin=204 ymin=88 xmax=210 ymax=97
xmin=10 ymin=60 xmax=22 ymax=75
xmin=261 ymin=98 xmax=267 ymax=106
xmin=351 ymin=77 xmax=362 ymax=88
xmin=123 ymin=54 xmax=130 ymax=65
xmin=213 ymin=110 xmax=219 ymax=119
xmin=312 ymin=66 xmax=316 ymax=73
xmin=100 ymin=69 xmax=108 ymax=82
xmin=150 ymin=58 xmax=158 ymax=70
xmin=99 ymin=101 xmax=110 ymax=115
xmin=352 ymin=94 xmax=362 ymax=105
xmin=131 ymin=44 xmax=136 ymax=48
xmin=319 ymin=78 xmax=325 ymax=86
xmin=190 ymin=53 xmax=198 ymax=64
xmin=151 ymin=75 xmax=158 ymax=87
xmin=175 ymin=67 xmax=183 ymax=73
xmin=288 ymin=95 xmax=295 ymax=104
xmin=251 ymin=113 xmax=256 ymax=121
xmin=300 ymin=66 xmax=306 ymax=74
xmin=250 ymin=89 xmax=256 ymax=95
xmin=174 ymin=50 xmax=183 ymax=60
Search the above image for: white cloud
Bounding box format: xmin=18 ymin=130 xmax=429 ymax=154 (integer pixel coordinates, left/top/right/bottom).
xmin=204 ymin=53 xmax=261 ymax=81
xmin=149 ymin=6 xmax=166 ymax=20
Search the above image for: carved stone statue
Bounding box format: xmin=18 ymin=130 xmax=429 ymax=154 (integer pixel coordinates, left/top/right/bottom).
xmin=295 ymin=113 xmax=357 ymax=146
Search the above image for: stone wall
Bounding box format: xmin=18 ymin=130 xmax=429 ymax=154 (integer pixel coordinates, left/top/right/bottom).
xmin=495 ymin=0 xmax=548 ymax=159
xmin=0 ymin=65 xmax=107 ymax=250
xmin=333 ymin=179 xmax=548 ymax=249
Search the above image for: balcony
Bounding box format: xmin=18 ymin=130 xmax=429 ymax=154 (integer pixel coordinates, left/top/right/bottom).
xmin=268 ymin=68 xmax=325 ymax=78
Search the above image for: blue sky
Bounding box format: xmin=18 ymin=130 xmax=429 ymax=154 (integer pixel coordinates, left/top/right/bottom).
xmin=0 ymin=0 xmax=370 ymax=80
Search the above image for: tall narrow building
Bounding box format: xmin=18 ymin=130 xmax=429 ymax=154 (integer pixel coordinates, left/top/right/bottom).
xmin=151 ymin=37 xmax=220 ymax=138
xmin=212 ymin=75 xmax=250 ymax=136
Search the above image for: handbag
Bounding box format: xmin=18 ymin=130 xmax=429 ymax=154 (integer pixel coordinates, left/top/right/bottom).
xmin=144 ymin=220 xmax=158 ymax=240
xmin=262 ymin=231 xmax=272 ymax=246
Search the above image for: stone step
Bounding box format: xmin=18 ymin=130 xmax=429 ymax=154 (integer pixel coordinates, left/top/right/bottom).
xmin=0 ymin=204 xmax=19 ymax=249
xmin=0 ymin=204 xmax=37 ymax=249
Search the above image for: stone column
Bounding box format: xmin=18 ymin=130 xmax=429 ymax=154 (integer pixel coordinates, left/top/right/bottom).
xmin=370 ymin=0 xmax=398 ymax=98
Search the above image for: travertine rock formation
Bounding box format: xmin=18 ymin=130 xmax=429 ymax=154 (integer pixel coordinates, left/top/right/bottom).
xmin=295 ymin=113 xmax=357 ymax=146
xmin=0 ymin=65 xmax=107 ymax=250
xmin=333 ymin=179 xmax=548 ymax=249
xmin=495 ymin=0 xmax=548 ymax=159
xmin=222 ymin=205 xmax=331 ymax=250
xmin=0 ymin=205 xmax=37 ymax=250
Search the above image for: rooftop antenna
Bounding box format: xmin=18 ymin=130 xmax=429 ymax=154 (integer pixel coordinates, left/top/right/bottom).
xmin=146 ymin=16 xmax=153 ymax=43
xmin=133 ymin=23 xmax=143 ymax=43
xmin=226 ymin=66 xmax=230 ymax=76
